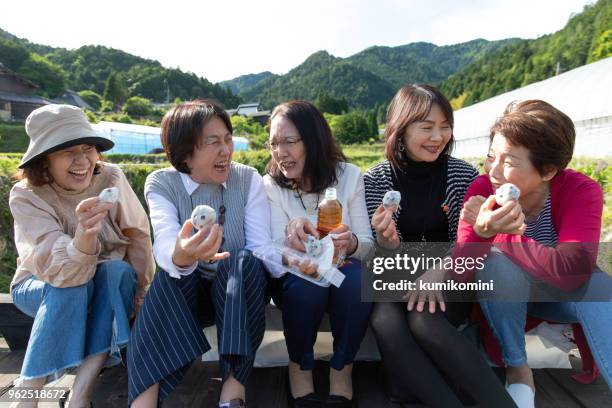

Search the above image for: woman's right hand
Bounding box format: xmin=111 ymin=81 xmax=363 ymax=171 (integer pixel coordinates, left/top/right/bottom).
xmin=473 ymin=195 xmax=526 ymax=239
xmin=74 ymin=197 xmax=114 ymax=254
xmin=75 ymin=197 xmax=114 ymax=236
xmin=285 ymin=217 xmax=319 ymax=252
xmin=371 ymin=204 xmax=400 ymax=249
xmin=172 ymin=219 xmax=230 ymax=268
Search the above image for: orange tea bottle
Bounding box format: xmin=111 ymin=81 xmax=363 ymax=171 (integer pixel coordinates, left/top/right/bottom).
xmin=317 ymin=187 xmax=342 ymax=238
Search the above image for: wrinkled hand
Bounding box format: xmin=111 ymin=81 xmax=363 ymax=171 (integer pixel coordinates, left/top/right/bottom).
xmin=329 ymin=224 xmax=357 ymax=258
xmin=75 ymin=196 xmax=113 ymax=236
xmin=404 ymin=266 xmax=447 ymax=314
xmin=460 ymin=195 xmax=486 ymax=226
xmin=73 ymin=197 xmax=114 ymax=254
xmin=371 ymin=204 xmax=400 ymax=249
xmin=473 ymin=195 xmax=527 ymax=239
xmin=172 ymin=219 xmax=230 ymax=267
xmin=285 ymin=217 xmax=319 ymax=252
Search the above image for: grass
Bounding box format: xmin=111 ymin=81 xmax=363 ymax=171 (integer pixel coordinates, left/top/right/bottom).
xmin=0 ymin=122 xmax=28 ymax=153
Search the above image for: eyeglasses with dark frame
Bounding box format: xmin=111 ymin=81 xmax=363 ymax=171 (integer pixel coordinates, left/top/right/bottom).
xmin=265 ymin=137 xmax=302 ymax=151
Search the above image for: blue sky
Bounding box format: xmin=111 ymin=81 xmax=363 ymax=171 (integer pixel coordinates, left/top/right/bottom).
xmin=0 ymin=0 xmax=594 ymax=83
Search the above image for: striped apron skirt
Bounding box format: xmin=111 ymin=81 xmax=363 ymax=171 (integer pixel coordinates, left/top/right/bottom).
xmin=127 ymin=249 xmax=266 ymax=405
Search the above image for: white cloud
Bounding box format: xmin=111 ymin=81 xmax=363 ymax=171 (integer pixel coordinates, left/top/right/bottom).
xmin=0 ymin=0 xmax=593 ymax=82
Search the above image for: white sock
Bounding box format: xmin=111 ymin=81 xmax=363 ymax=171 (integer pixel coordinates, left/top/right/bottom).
xmin=506 ymin=383 xmax=535 ymax=408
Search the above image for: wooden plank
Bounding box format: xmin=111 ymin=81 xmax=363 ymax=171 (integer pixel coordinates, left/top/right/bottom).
xmin=91 ymin=364 xmax=129 ymax=407
xmin=546 ymin=368 xmax=612 ymax=408
xmin=353 ymin=361 xmax=401 ymax=408
xmin=533 ymin=369 xmax=582 ymax=408
xmin=1 ymin=352 xmax=610 ymax=408
xmin=166 ymin=361 xmax=221 ymax=407
xmin=0 ymin=350 xmax=24 ymax=392
xmin=245 ymin=365 xmax=288 ymax=408
xmin=0 ymin=294 xmax=33 ymax=351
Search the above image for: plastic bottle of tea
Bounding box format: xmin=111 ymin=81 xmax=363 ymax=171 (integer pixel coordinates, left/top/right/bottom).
xmin=317 ymin=187 xmax=342 ymax=238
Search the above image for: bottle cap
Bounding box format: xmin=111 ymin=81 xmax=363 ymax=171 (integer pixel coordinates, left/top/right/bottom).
xmin=324 ymin=187 xmax=337 ymax=200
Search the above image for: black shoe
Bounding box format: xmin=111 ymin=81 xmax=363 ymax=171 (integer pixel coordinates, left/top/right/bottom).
xmin=325 ymin=394 xmax=356 ymax=407
xmin=59 ymin=390 xmax=69 ymax=408
xmin=289 ymin=392 xmax=323 ymax=407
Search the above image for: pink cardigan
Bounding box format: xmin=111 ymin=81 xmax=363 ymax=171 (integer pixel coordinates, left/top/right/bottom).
xmin=453 ymin=169 xmax=603 ymax=291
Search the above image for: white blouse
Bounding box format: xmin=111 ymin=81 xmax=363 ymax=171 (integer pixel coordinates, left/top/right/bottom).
xmin=263 ymin=162 xmax=374 ymax=277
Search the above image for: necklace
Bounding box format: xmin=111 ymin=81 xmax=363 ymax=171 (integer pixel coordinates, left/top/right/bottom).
xmin=295 ymin=187 xmax=320 ymax=226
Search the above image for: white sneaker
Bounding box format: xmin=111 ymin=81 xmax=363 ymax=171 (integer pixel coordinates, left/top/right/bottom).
xmin=506 ymin=383 xmax=535 ymax=408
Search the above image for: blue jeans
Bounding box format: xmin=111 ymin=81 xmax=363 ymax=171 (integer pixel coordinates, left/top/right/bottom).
xmin=271 ymin=258 xmax=373 ymax=371
xmin=477 ymin=252 xmax=612 ymax=389
xmin=12 ymin=260 xmax=136 ymax=380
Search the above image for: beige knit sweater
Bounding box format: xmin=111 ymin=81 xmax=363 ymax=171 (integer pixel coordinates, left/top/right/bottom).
xmin=9 ymin=162 xmax=154 ymax=307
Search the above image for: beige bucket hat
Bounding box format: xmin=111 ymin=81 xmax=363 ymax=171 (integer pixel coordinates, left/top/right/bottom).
xmin=19 ymin=104 xmax=114 ymax=168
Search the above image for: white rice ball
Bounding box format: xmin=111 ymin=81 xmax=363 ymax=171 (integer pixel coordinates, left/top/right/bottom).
xmin=495 ymin=183 xmax=521 ymax=206
xmin=305 ymin=235 xmax=323 ymax=257
xmin=191 ymin=205 xmax=217 ymax=230
xmin=98 ymin=187 xmax=119 ymax=203
xmin=383 ymin=190 xmax=401 ymax=211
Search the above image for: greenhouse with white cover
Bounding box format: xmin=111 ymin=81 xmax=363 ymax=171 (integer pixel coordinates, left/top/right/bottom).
xmin=453 ymin=57 xmax=612 ymax=158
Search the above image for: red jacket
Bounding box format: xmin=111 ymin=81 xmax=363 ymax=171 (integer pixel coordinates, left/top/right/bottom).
xmin=454 ymin=169 xmax=604 ymax=382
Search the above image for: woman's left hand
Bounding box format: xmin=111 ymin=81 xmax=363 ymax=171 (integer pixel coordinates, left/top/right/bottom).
xmin=404 ymin=266 xmax=447 ymax=314
xmin=329 ymin=224 xmax=357 ymax=257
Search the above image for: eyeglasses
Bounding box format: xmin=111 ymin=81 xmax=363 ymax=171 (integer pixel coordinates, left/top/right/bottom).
xmin=265 ymin=138 xmax=302 ymax=151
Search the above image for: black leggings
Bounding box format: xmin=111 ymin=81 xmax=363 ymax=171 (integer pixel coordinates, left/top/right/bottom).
xmin=370 ymin=302 xmax=516 ymax=407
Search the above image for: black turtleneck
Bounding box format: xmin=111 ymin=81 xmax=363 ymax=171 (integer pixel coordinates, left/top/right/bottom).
xmin=390 ymin=155 xmax=449 ymax=242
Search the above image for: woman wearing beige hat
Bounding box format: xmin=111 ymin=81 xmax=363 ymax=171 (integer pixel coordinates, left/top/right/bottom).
xmin=9 ymin=104 xmax=154 ymax=407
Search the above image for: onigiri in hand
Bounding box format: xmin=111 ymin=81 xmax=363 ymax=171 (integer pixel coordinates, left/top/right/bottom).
xmin=383 ymin=190 xmax=401 ymax=211
xmin=495 ymin=183 xmax=520 ymax=206
xmin=305 ymin=235 xmax=323 ymax=257
xmin=191 ymin=205 xmax=217 ymax=230
xmin=98 ymin=187 xmax=119 ymax=203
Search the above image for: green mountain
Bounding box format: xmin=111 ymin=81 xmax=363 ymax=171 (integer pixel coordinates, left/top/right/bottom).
xmin=2 ymin=0 xmax=609 ymax=111
xmin=220 ymin=71 xmax=277 ymax=95
xmin=239 ymin=51 xmax=397 ymax=109
xmin=0 ymin=31 xmax=240 ymax=107
xmin=230 ymin=39 xmax=518 ymax=109
xmin=440 ymin=0 xmax=612 ymax=108
xmin=346 ymin=38 xmax=519 ymax=89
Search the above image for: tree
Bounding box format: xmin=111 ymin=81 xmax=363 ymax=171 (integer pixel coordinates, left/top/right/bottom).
xmin=589 ymin=29 xmax=612 ymax=62
xmin=330 ymin=111 xmax=373 ymax=144
xmin=315 ymin=91 xmax=348 ymax=114
xmin=123 ymin=96 xmax=153 ymax=117
xmin=231 ymin=115 xmax=267 ymax=149
xmin=78 ymin=90 xmax=103 ymax=111
xmin=0 ymin=39 xmax=30 ymax=70
xmin=103 ymin=72 xmax=128 ymax=109
xmin=17 ymin=54 xmax=67 ymax=97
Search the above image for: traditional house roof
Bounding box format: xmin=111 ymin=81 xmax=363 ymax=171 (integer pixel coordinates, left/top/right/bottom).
xmin=55 ymin=90 xmax=93 ymax=111
xmin=0 ymin=90 xmax=52 ymax=105
xmin=0 ymin=63 xmax=38 ymax=90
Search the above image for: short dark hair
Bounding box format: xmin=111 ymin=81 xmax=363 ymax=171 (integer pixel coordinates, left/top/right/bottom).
xmin=160 ymin=99 xmax=233 ymax=173
xmin=266 ymin=100 xmax=346 ymax=193
xmin=490 ymin=99 xmax=575 ymax=175
xmin=385 ymin=84 xmax=455 ymax=167
xmin=15 ymin=150 xmax=103 ymax=187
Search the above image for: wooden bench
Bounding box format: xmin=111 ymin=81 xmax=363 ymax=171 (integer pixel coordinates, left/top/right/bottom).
xmin=0 ymin=293 xmax=33 ymax=351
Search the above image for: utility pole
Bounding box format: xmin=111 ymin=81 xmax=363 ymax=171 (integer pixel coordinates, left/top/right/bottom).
xmin=164 ymin=79 xmax=170 ymax=104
